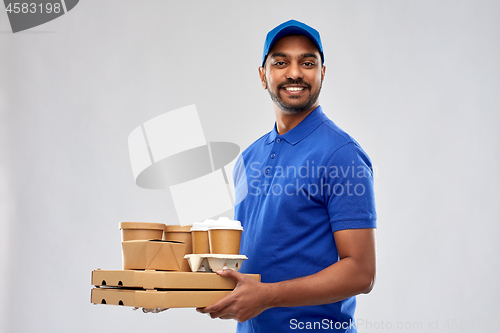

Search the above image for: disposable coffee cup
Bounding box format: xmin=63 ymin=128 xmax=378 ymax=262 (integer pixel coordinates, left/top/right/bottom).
xmin=164 ymin=225 xmax=192 ymax=272
xmin=208 ymin=217 xmax=243 ymax=255
xmin=119 ymin=222 xmax=166 ymax=242
xmin=190 ymin=220 xmax=213 ymax=254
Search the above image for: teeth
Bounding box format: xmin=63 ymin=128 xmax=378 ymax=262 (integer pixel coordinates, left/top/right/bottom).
xmin=284 ymin=87 xmax=304 ymax=91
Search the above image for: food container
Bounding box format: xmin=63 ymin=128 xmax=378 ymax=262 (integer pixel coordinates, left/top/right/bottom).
xmin=164 ymin=225 xmax=192 ymax=272
xmin=121 ymin=240 xmax=186 ymax=271
xmin=119 ymin=222 xmax=166 ymax=242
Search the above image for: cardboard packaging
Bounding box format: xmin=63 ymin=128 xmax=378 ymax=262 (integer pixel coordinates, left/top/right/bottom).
xmin=122 ymin=240 xmax=186 ymax=271
xmin=92 ymin=269 xmax=260 ymax=290
xmin=184 ymin=254 xmax=211 ymax=272
xmin=119 ymin=222 xmax=166 ymax=241
xmin=164 ymin=225 xmax=192 ymax=271
xmin=91 ymin=288 xmax=231 ymax=308
xmin=184 ymin=254 xmax=248 ymax=272
xmin=91 ymin=270 xmax=261 ymax=308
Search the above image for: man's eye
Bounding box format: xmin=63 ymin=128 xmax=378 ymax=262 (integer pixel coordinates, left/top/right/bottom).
xmin=303 ymin=62 xmax=315 ymax=67
xmin=274 ymin=61 xmax=286 ymax=66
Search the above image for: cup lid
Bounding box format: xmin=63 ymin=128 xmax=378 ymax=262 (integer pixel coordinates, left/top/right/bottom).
xmin=209 ymin=217 xmax=243 ymax=231
xmin=191 ymin=219 xmax=216 ymax=231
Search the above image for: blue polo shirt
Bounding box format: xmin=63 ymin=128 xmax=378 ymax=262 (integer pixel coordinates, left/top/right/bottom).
xmin=233 ymin=106 xmax=376 ymax=333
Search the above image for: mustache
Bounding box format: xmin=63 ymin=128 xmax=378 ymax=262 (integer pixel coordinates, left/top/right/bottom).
xmin=277 ymin=79 xmax=311 ymax=90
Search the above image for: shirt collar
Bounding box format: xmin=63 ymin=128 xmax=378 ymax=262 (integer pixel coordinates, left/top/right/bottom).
xmin=265 ymin=106 xmax=328 ymax=145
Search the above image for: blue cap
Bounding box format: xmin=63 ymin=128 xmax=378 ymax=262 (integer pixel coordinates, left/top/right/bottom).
xmin=262 ymin=19 xmax=324 ymax=66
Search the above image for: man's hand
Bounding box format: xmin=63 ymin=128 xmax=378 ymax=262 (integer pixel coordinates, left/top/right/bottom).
xmin=196 ymin=269 xmax=273 ymax=322
xmin=133 ymin=307 xmax=168 ymax=313
xmin=197 ymin=229 xmax=375 ymax=322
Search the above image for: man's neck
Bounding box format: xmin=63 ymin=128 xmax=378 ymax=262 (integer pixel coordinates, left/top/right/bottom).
xmin=274 ymin=105 xmax=318 ymax=135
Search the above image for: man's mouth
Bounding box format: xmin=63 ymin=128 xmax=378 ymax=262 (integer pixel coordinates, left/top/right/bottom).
xmin=283 ymin=86 xmax=305 ymax=92
xmin=278 ymin=80 xmax=311 ymax=93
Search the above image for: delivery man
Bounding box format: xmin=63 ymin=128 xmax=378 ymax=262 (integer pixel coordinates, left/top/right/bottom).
xmin=197 ymin=20 xmax=377 ymax=333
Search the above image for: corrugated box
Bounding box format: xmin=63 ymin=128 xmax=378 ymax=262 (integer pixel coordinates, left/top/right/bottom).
xmin=92 ymin=269 xmax=260 ymax=290
xmin=90 ymin=270 xmax=261 ymax=309
xmin=91 ymin=288 xmax=231 ymax=308
xmin=164 ymin=225 xmax=192 ymax=272
xmin=122 ymin=240 xmax=186 ymax=271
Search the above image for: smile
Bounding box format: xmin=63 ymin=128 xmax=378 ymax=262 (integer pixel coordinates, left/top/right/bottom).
xmin=283 ymin=87 xmax=305 ymax=91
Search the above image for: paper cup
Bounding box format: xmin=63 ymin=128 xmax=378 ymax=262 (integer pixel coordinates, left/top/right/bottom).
xmin=164 ymin=225 xmax=192 ymax=271
xmin=192 ymin=230 xmax=210 ymax=254
xmin=191 ymin=220 xmax=215 ymax=254
xmin=119 ymin=222 xmax=165 ymax=242
xmin=208 ymin=229 xmax=242 ymax=255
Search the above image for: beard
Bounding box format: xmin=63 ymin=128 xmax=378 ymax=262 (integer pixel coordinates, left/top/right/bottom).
xmin=266 ymin=77 xmax=322 ymax=114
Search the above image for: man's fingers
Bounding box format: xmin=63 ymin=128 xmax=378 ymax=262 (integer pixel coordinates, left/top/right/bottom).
xmin=141 ymin=308 xmax=169 ymax=313
xmin=198 ymin=304 xmax=234 ymax=319
xmin=208 ymin=307 xmax=237 ymax=319
xmin=197 ymin=293 xmax=233 ymax=314
xmin=196 ymin=270 xmax=253 ymax=320
xmin=219 ymin=313 xmax=236 ymax=320
xmin=216 ymin=268 xmax=245 ymax=283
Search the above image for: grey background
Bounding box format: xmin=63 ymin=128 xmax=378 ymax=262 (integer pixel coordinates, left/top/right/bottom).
xmin=1 ymin=0 xmax=499 ymax=332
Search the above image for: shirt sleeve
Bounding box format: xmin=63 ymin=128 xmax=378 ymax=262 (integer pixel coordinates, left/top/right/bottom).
xmin=324 ymin=142 xmax=377 ymax=232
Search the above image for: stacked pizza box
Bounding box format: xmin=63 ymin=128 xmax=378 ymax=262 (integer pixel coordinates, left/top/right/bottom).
xmin=91 ymin=221 xmax=259 ymax=309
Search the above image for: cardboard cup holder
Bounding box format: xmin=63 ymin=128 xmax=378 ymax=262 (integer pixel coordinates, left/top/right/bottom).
xmin=184 ymin=254 xmax=247 ymax=272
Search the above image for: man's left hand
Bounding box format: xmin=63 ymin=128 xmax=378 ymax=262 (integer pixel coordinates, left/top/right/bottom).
xmin=196 ymin=269 xmax=272 ymax=322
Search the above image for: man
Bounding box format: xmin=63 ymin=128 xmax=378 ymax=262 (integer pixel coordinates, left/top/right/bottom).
xmin=198 ymin=20 xmax=377 ymax=332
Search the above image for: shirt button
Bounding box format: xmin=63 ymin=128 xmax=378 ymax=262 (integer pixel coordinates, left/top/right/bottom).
xmin=265 ymin=168 xmax=270 ymax=174
xmin=271 ymin=153 xmax=276 ymax=159
xmin=276 ymin=138 xmax=281 ymax=143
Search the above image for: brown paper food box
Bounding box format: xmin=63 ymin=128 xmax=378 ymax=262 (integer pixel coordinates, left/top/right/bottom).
xmin=119 ymin=222 xmax=166 ymax=242
xmin=91 ymin=288 xmax=231 ymax=308
xmin=92 ymin=269 xmax=260 ymax=289
xmin=91 ymin=270 xmax=261 ymax=308
xmin=122 ymin=240 xmax=186 ymax=271
xmin=164 ymin=225 xmax=192 ymax=271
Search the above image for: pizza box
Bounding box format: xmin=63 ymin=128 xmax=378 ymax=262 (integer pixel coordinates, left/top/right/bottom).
xmin=91 ymin=287 xmax=231 ymax=308
xmin=92 ymin=269 xmax=261 ymax=290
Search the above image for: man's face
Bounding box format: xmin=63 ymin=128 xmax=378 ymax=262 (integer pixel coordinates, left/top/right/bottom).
xmin=259 ymin=35 xmax=326 ymax=114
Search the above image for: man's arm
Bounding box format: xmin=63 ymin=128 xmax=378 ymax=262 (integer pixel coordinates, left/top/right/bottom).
xmin=197 ymin=228 xmax=376 ymax=322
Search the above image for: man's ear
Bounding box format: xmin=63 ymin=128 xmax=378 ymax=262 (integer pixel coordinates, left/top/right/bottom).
xmin=258 ymin=66 xmax=267 ymax=90
xmin=321 ymin=65 xmax=326 ymax=82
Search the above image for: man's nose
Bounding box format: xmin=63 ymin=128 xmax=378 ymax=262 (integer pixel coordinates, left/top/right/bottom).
xmin=285 ymin=62 xmax=303 ymax=80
